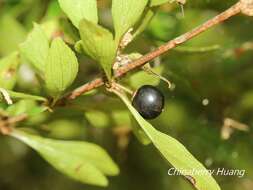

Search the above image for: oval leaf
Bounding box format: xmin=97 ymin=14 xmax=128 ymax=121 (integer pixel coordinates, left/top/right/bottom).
xmin=113 ymin=90 xmax=221 ymax=190
xmin=112 ymin=0 xmax=148 ymax=41
xmin=11 ymin=130 xmax=119 ymax=187
xmin=79 ymin=19 xmax=116 ymax=79
xmin=131 ymin=117 xmax=151 ymax=145
xmin=6 ymin=90 xmax=47 ymax=102
xmin=20 ymin=23 xmax=49 ymax=74
xmin=45 ymin=38 xmax=78 ymax=97
xmin=58 ymin=0 xmax=98 ymax=28
xmin=0 ymin=15 xmax=27 ymax=55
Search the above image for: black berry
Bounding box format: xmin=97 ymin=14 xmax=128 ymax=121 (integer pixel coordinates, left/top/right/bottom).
xmin=132 ymin=85 xmax=165 ymax=120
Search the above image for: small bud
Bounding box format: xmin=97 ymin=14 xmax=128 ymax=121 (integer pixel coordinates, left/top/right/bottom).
xmin=120 ymin=28 xmax=134 ymax=49
xmin=240 ymin=0 xmax=253 ymax=16
xmin=113 ymin=54 xmax=132 ymax=70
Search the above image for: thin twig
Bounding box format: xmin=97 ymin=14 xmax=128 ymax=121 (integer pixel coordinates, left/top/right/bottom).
xmin=8 ymin=114 xmax=28 ymax=124
xmin=0 ymin=114 xmax=27 ymax=135
xmin=63 ymin=1 xmax=243 ymax=101
xmin=66 ymin=78 xmax=104 ymax=100
xmin=115 ymin=2 xmax=242 ymax=77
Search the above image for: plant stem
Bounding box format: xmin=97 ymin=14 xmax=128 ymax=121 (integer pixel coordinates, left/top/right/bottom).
xmin=65 ymin=78 xmax=104 ymax=100
xmin=114 ymin=1 xmax=242 ymax=77
xmin=62 ymin=1 xmax=242 ymax=102
xmin=0 ymin=114 xmax=27 ymax=135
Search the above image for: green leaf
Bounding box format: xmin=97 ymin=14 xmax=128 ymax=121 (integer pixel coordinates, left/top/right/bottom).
xmin=74 ymin=40 xmax=84 ymax=54
xmin=41 ymin=20 xmax=60 ymax=40
xmin=113 ymin=90 xmax=221 ymax=190
xmin=59 ymin=18 xmax=80 ymax=43
xmin=58 ymin=0 xmax=98 ymax=28
xmin=20 ymin=23 xmax=49 ymax=74
xmin=0 ymin=52 xmax=20 ymax=89
xmin=45 ymin=38 xmax=78 ymax=97
xmin=112 ymin=0 xmax=148 ymax=41
xmin=79 ymin=19 xmax=116 ymax=79
xmin=44 ymin=0 xmax=62 ymax=20
xmin=0 ymin=15 xmax=27 ymax=55
xmin=11 ymin=130 xmax=119 ymax=187
xmin=6 ymin=90 xmax=47 ymax=102
xmin=6 ymin=100 xmax=47 ymax=116
xmin=131 ymin=117 xmax=151 ymax=145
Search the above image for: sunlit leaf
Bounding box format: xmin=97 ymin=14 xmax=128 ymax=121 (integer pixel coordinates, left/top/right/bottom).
xmin=44 ymin=0 xmax=62 ymax=20
xmin=79 ymin=19 xmax=116 ymax=79
xmin=0 ymin=15 xmax=26 ymax=55
xmin=6 ymin=90 xmax=47 ymax=102
xmin=0 ymin=52 xmax=20 ymax=89
xmin=20 ymin=23 xmax=49 ymax=74
xmin=112 ymin=0 xmax=148 ymax=41
xmin=58 ymin=0 xmax=98 ymax=28
xmin=59 ymin=18 xmax=80 ymax=43
xmin=131 ymin=117 xmax=151 ymax=145
xmin=11 ymin=130 xmax=119 ymax=187
xmin=45 ymin=38 xmax=78 ymax=97
xmin=113 ymin=90 xmax=221 ymax=190
xmin=74 ymin=40 xmax=84 ymax=54
xmin=41 ymin=20 xmax=60 ymax=40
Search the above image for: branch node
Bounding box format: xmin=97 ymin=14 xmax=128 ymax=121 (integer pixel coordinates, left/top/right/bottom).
xmin=60 ymin=1 xmax=242 ymax=102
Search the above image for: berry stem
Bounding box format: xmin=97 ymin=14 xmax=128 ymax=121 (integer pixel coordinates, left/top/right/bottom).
xmin=142 ymin=65 xmax=172 ymax=89
xmin=114 ymin=83 xmax=134 ymax=95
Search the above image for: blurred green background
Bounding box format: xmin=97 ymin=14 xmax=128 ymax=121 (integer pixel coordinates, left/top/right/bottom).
xmin=0 ymin=0 xmax=253 ymax=190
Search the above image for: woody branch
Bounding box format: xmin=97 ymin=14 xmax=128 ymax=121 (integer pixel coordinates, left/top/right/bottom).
xmin=63 ymin=0 xmax=252 ymax=101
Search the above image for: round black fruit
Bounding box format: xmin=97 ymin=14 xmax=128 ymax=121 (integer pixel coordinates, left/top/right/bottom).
xmin=132 ymin=85 xmax=165 ymax=119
